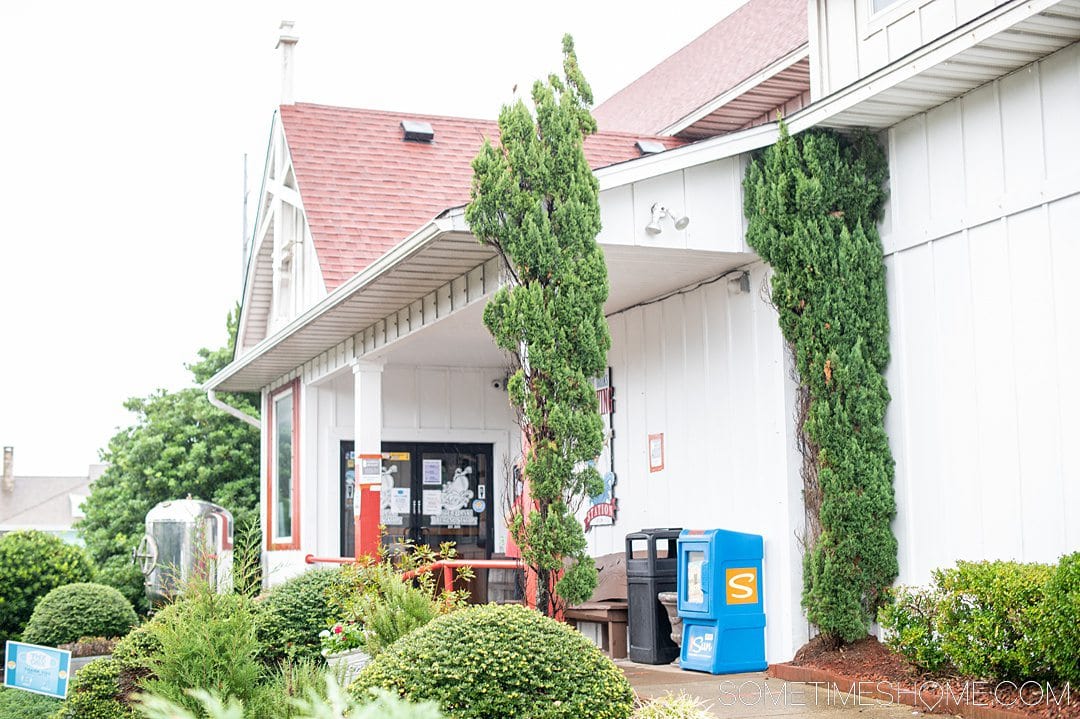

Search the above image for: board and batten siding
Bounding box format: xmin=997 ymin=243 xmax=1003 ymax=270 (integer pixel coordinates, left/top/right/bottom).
xmin=586 ymin=261 xmax=806 ymax=662
xmin=810 ymin=0 xmax=1007 ymax=98
xmin=881 ymin=41 xmax=1080 ymax=585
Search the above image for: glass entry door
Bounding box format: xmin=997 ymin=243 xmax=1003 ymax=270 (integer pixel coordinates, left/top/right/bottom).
xmin=379 ymin=442 xmax=494 ymax=562
xmin=340 ymin=441 xmax=495 ymax=600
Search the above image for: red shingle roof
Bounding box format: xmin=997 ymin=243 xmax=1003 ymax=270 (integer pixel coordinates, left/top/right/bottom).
xmin=593 ymin=0 xmax=808 ymax=136
xmin=279 ymin=103 xmax=684 ymax=291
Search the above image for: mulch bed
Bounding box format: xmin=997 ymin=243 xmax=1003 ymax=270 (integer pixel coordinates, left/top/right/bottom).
xmin=769 ymin=637 xmax=1077 ymax=719
xmin=59 ymin=637 xmax=119 ymax=658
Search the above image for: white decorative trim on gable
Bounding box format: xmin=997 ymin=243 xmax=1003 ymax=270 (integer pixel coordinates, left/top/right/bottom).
xmin=238 ymin=112 xmax=327 ymax=356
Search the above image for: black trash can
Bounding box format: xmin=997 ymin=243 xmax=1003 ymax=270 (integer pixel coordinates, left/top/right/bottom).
xmin=626 ymin=527 xmax=681 ymax=664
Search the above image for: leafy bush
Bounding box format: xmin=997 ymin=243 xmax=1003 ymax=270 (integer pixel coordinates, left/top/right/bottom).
xmin=633 ymin=693 xmax=712 ymax=719
xmin=0 ymin=686 xmax=62 ymax=718
xmin=142 ymin=583 xmax=273 ymax=717
xmin=255 ymin=568 xmax=344 ymax=663
xmin=878 ymin=585 xmax=950 ymax=674
xmin=22 ymin=582 xmax=138 ymax=646
xmin=1038 ymin=551 xmax=1080 ymax=684
xmin=352 ymin=603 xmax=635 ymax=719
xmin=935 ymin=560 xmax=1051 ymax=680
xmin=0 ymin=529 xmax=95 ymax=641
xmin=98 ymin=554 xmax=151 ymax=616
xmin=54 ymin=657 xmax=135 ymax=719
xmin=325 ymin=564 xmax=438 ymax=657
xmin=324 ymin=543 xmax=470 ymax=657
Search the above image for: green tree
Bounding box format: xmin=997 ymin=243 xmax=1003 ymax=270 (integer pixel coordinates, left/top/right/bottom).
xmin=466 ymin=35 xmax=607 ymax=616
xmin=76 ymin=307 xmax=260 ymax=611
xmin=743 ymin=122 xmax=897 ymax=643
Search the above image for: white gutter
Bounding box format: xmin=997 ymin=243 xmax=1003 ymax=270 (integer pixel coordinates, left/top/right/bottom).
xmin=207 ymin=389 xmax=261 ymax=429
xmin=204 ymin=215 xmax=454 ymax=392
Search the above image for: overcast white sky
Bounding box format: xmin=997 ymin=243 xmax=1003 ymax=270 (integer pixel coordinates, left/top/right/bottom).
xmin=0 ymin=1 xmax=744 ymax=476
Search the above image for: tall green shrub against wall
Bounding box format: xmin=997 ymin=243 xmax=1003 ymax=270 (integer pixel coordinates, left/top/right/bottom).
xmin=743 ymin=122 xmax=897 ymax=642
xmin=466 ymin=35 xmax=608 ymax=614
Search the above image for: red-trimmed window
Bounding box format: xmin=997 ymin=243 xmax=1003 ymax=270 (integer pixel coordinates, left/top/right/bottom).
xmin=267 ymin=379 xmax=300 ymax=550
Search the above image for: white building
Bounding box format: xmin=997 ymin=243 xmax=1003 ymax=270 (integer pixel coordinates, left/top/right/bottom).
xmin=206 ymin=1 xmax=1080 ymax=662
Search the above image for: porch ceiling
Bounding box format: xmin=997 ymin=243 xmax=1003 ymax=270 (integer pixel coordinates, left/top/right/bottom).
xmin=373 ymin=244 xmax=757 ymax=369
xmin=603 ymin=245 xmax=754 ymax=314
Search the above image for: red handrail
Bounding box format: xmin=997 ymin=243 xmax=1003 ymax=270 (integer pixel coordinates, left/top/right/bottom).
xmin=402 ymin=559 xmax=525 ymax=603
xmin=304 ymin=554 xmax=361 ymax=565
xmin=304 ymin=554 xmax=525 ymax=597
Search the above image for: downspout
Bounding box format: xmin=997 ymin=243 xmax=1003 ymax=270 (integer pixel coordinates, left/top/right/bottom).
xmin=207 ymin=390 xmax=261 ymax=429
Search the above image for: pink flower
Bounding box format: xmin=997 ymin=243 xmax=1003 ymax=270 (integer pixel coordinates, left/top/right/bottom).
xmin=333 ymin=624 xmax=343 ymax=634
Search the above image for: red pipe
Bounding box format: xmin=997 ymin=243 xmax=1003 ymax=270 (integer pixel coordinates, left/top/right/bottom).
xmin=304 ymin=554 xmax=359 ymax=565
xmin=305 ymin=554 xmax=525 ymax=574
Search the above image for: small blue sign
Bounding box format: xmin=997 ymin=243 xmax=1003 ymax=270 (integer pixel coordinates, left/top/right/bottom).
xmin=4 ymin=641 xmax=72 ymax=699
xmin=472 ymin=499 xmax=486 ymax=514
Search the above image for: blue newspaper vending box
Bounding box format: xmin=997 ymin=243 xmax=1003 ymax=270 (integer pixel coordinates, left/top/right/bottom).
xmin=677 ymin=528 xmax=766 ymax=674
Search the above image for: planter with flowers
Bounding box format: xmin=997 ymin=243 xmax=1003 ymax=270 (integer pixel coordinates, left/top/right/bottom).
xmin=320 ymin=621 xmax=370 ymax=683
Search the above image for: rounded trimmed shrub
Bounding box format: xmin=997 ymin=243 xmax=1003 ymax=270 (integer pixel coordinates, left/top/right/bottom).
xmin=351 ymin=603 xmax=635 ymax=719
xmin=0 ymin=530 xmax=95 ymax=642
xmin=256 ymin=567 xmax=346 ymax=663
xmin=22 ymin=582 xmax=138 ymax=647
xmin=1039 ymin=551 xmax=1080 ymax=684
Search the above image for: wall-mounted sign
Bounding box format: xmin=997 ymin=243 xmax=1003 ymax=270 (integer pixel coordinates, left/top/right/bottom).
xmin=4 ymin=641 xmax=72 ymax=700
xmin=648 ymin=433 xmax=664 ymax=473
xmin=586 ymin=368 xmax=617 ymax=531
xmin=358 ymin=455 xmax=382 ymax=485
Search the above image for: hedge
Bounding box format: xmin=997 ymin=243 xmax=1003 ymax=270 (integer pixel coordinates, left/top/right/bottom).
xmin=880 ymin=555 xmax=1080 ymax=683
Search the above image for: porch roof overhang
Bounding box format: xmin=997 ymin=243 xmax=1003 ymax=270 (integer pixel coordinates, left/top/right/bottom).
xmin=661 ymin=46 xmax=812 ymax=139
xmin=206 ymin=213 xmax=496 ymax=392
xmin=596 ymin=0 xmax=1080 ymax=190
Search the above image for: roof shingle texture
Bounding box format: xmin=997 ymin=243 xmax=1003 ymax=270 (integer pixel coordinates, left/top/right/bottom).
xmin=280 ymin=103 xmax=684 ymax=291
xmin=593 ymin=0 xmax=808 ymax=135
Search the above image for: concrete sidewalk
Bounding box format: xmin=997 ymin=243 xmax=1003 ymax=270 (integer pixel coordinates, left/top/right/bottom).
xmin=620 ymin=661 xmax=918 ymax=719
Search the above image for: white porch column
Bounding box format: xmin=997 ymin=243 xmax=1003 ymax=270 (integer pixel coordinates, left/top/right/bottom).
xmin=352 ymin=360 xmax=384 ymax=454
xmin=352 ymin=359 xmax=384 ymax=556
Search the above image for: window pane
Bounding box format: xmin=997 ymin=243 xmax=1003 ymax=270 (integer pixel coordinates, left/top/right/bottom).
xmin=871 ymin=0 xmax=899 ymax=11
xmin=274 ymin=393 xmax=293 ymax=539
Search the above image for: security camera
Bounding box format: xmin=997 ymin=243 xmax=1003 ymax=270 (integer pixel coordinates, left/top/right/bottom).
xmin=491 ymin=379 xmax=504 ymax=391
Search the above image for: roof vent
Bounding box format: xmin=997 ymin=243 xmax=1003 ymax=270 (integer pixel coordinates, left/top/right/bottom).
xmin=635 ymin=140 xmax=666 ymax=155
xmin=401 ymin=120 xmax=435 ymax=142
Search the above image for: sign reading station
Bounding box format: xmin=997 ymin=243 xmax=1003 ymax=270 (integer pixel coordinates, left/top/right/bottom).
xmin=725 ymin=567 xmax=759 ymax=604
xmin=4 ymin=641 xmax=72 ymax=699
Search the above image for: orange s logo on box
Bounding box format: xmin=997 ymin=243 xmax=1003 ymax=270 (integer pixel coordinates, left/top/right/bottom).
xmin=725 ymin=567 xmax=758 ymax=604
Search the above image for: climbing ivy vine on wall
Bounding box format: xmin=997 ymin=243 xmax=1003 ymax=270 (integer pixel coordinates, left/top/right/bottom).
xmin=743 ymin=121 xmax=898 ymax=643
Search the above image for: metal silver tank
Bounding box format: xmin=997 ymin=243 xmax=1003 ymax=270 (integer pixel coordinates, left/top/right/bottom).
xmin=134 ymin=498 xmax=234 ymax=605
